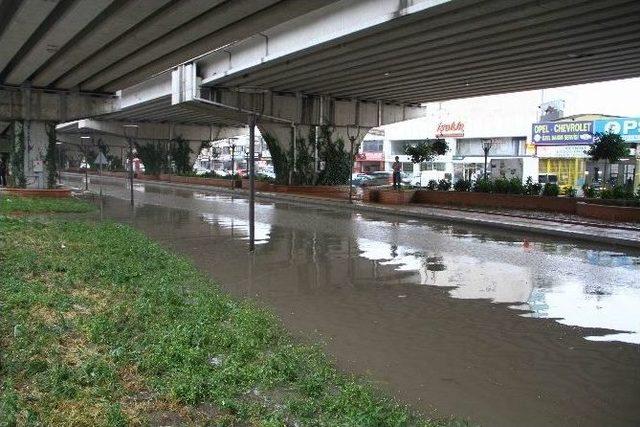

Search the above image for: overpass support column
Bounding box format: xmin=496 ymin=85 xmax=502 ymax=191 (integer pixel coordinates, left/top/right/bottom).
xmin=9 ymin=120 xmax=55 ymax=188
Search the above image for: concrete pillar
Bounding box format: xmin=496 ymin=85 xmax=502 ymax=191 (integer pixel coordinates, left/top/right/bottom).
xmin=10 ymin=120 xmax=52 ymax=188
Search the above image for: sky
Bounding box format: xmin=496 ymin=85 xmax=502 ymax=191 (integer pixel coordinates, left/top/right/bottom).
xmin=425 ymin=77 xmax=640 ymax=120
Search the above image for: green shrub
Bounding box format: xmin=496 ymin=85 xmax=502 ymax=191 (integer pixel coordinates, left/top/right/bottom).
xmin=472 ymin=178 xmax=493 ymax=193
xmin=563 ymin=186 xmax=577 ymax=197
xmin=581 ymin=184 xmax=597 ymax=198
xmin=426 ymin=180 xmax=438 ymax=190
xmin=542 ymin=183 xmax=559 ymax=196
xmin=507 ymin=177 xmax=524 ymax=194
xmin=601 ymin=185 xmax=636 ymax=200
xmin=524 ymin=176 xmax=542 ymax=196
xmin=453 ymin=179 xmax=472 ymax=192
xmin=437 ymin=179 xmax=451 ymax=191
xmin=493 ymin=178 xmax=510 ymax=194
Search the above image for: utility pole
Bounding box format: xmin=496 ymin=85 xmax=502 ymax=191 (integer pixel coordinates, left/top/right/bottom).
xmin=248 ymin=115 xmax=256 ymax=252
xmin=123 ymin=125 xmax=138 ymax=207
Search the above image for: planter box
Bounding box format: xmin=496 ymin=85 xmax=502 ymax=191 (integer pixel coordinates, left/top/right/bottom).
xmin=271 ymin=185 xmax=353 ymax=200
xmin=576 ymin=202 xmax=640 ymax=222
xmin=4 ymin=188 xmax=71 ymax=198
xmin=377 ymin=189 xmax=416 ymax=205
xmin=241 ymin=179 xmax=276 ymax=192
xmin=363 ymin=188 xmax=380 ymax=203
xmin=413 ymin=190 xmax=577 ymax=213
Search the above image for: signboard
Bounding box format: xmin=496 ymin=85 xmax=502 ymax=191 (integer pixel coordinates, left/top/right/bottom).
xmin=536 ymin=145 xmax=590 ymax=158
xmin=94 ymin=152 xmax=109 ymax=165
xmin=593 ymin=117 xmax=640 ymax=142
xmin=436 ymin=121 xmax=464 ymax=138
xmin=33 ymin=160 xmax=44 ymax=172
xmin=531 ymin=121 xmax=593 ymax=145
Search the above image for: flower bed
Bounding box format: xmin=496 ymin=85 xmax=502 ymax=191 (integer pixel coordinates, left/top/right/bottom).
xmin=576 ymin=202 xmax=640 ymax=222
xmin=3 ymin=187 xmax=72 ymax=198
xmin=413 ymin=190 xmax=577 ymax=213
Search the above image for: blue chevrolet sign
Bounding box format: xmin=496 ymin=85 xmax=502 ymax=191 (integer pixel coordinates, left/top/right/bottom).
xmin=593 ymin=118 xmax=640 ymax=142
xmin=531 ymin=121 xmax=593 ymax=145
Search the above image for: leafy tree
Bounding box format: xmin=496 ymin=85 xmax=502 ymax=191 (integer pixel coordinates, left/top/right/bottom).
xmin=170 ymin=136 xmax=193 ymax=174
xmin=404 ymin=138 xmax=448 ymax=164
xmin=135 ymin=141 xmax=168 ymax=175
xmin=586 ymin=131 xmax=630 ymax=186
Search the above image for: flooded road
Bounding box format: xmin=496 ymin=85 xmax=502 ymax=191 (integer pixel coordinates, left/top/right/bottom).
xmin=64 ymin=175 xmax=640 ymax=426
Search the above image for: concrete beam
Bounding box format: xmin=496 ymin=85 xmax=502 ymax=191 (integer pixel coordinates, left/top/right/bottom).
xmin=0 ymin=87 xmax=117 ymax=122
xmin=0 ymin=0 xmax=59 ymax=76
xmin=5 ymin=0 xmax=114 ymax=85
xmin=30 ymin=0 xmax=174 ymax=87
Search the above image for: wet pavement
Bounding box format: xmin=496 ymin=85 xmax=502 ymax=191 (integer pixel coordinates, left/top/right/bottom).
xmin=63 ymin=175 xmax=640 ymax=427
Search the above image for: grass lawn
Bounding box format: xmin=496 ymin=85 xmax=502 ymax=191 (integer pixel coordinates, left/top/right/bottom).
xmin=0 ymin=195 xmax=95 ymax=214
xmin=0 ymin=204 xmax=462 ymax=425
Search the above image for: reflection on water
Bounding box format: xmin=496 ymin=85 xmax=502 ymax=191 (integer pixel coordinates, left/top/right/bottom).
xmin=356 ymin=235 xmax=640 ymax=344
xmin=201 ymin=213 xmax=272 ymax=245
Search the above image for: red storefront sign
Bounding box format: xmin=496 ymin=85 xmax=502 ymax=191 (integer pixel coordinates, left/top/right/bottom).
xmin=436 ymin=121 xmax=465 ymax=138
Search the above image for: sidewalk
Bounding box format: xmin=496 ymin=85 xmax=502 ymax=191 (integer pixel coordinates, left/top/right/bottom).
xmin=60 ymin=172 xmax=640 ymax=249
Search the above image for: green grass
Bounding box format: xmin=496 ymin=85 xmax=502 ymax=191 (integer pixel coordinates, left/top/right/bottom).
xmin=0 ymin=214 xmax=464 ymax=426
xmin=0 ymin=196 xmax=94 ymax=214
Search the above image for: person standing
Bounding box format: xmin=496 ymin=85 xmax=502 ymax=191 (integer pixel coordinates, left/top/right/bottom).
xmin=392 ymin=155 xmax=401 ymax=189
xmin=0 ymin=159 xmax=7 ymax=187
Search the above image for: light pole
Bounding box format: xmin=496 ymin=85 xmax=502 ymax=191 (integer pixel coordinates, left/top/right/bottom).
xmin=80 ymin=135 xmax=91 ymax=191
xmin=123 ymin=124 xmax=138 ymax=207
xmin=347 ymin=125 xmax=362 ymax=204
xmin=481 ymin=138 xmax=493 ymax=180
xmin=248 ymin=114 xmax=257 ymax=252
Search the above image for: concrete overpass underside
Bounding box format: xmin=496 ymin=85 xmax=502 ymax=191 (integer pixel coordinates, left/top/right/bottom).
xmin=199 ymin=0 xmax=640 ymax=104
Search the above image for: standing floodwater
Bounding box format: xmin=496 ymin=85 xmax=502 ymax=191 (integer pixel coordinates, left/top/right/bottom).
xmin=64 ymin=175 xmax=640 ymax=427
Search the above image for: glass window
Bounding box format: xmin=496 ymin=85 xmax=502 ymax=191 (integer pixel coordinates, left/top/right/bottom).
xmin=363 ymin=140 xmax=383 ymax=153
xmin=402 ymin=162 xmax=413 ymax=172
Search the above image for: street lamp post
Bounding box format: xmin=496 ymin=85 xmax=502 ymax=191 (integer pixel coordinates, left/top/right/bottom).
xmin=347 ymin=125 xmax=362 ymax=204
xmin=481 ymin=138 xmax=493 ymax=180
xmin=123 ymin=124 xmax=138 ymax=207
xmin=80 ymin=135 xmax=91 ymax=191
xmin=248 ymin=114 xmax=257 ymax=252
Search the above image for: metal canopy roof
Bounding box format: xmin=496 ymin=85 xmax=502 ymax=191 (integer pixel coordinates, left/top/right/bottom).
xmin=207 ymin=0 xmax=640 ymax=104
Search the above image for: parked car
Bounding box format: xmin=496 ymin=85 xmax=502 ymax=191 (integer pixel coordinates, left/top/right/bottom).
xmin=351 ymin=173 xmax=374 ymax=186
xmin=363 ymin=171 xmax=411 ymax=187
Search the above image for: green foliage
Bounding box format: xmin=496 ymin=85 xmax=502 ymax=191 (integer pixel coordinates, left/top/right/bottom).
xmin=587 ymin=132 xmax=630 ymax=163
xmin=426 ymin=179 xmax=438 ymax=190
xmin=581 ymin=184 xmax=596 ymax=198
xmin=493 ymin=178 xmax=509 ymax=194
xmin=135 ymin=141 xmax=168 ymax=176
xmin=542 ymin=183 xmax=560 ymax=197
xmin=404 ymin=139 xmax=448 ymax=164
xmin=170 ymin=136 xmax=193 ymax=175
xmin=316 ymin=126 xmax=350 ymax=186
xmin=563 ymin=186 xmax=577 ymax=197
xmin=263 ymin=133 xmax=290 ymax=185
xmin=472 ymin=178 xmax=492 ymax=193
xmin=600 ymin=185 xmax=636 ymax=200
xmin=0 ymin=216 xmax=452 ymax=426
xmin=524 ymin=176 xmax=542 ymax=196
xmin=10 ymin=121 xmax=26 ymax=188
xmin=436 ymin=179 xmax=451 ymax=191
xmin=453 ymin=179 xmax=472 ymax=192
xmin=0 ymin=196 xmax=94 ymax=214
xmin=264 ymin=126 xmax=351 ymax=186
xmin=45 ymin=122 xmax=58 ymax=189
